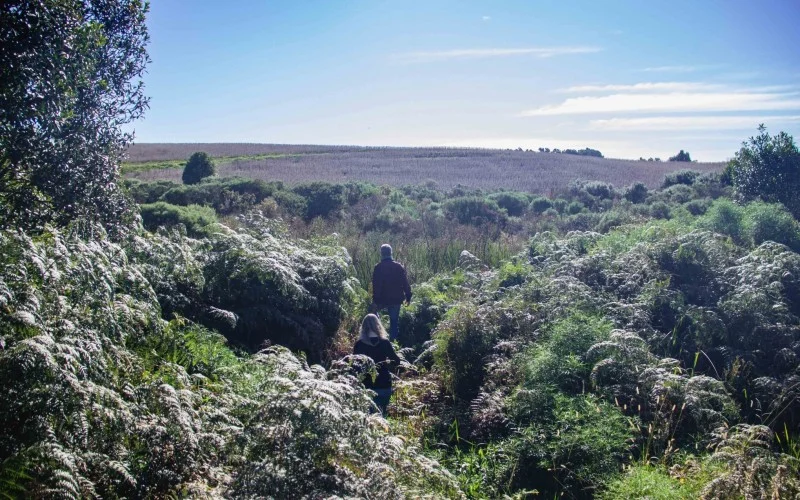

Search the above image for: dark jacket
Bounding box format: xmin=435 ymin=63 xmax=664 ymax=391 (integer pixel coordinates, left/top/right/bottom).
xmin=372 ymin=258 xmax=412 ymax=305
xmin=354 ymin=338 xmax=401 ymax=389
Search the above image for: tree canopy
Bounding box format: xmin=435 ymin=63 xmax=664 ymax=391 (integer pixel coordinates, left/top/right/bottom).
xmin=669 ymin=150 xmax=692 ymax=162
xmin=182 ymin=152 xmax=216 ymax=185
xmin=729 ymin=125 xmax=800 ymax=218
xmin=0 ymin=0 xmax=150 ymax=232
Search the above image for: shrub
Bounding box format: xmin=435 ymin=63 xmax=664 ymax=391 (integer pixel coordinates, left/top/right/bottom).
xmin=292 ymin=182 xmax=346 ymax=219
xmin=504 ymin=394 xmax=633 ymax=496
xmin=343 ymin=181 xmax=379 ymax=205
xmin=599 ymin=462 xmax=713 ymax=499
xmin=697 ymin=199 xmax=745 ymax=243
xmin=660 ymin=184 xmax=694 ymax=204
xmin=530 ymin=196 xmax=553 ymax=214
xmin=488 ymin=191 xmax=530 ymax=217
xmin=624 ymin=182 xmax=648 ymax=204
xmin=182 ymin=152 xmax=216 ymax=184
xmin=139 ymin=202 xmax=218 ymax=237
xmin=650 ymin=201 xmax=672 ymax=219
xmin=583 ymin=181 xmax=617 ymax=200
xmin=743 ymin=202 xmax=800 ymax=250
xmin=201 ymin=213 xmax=358 ymax=361
xmin=683 ymin=198 xmax=711 ymax=216
xmin=272 ymin=190 xmax=308 ymax=216
xmin=567 ymin=201 xmax=585 ymax=215
xmin=595 ymin=210 xmax=632 ymax=233
xmin=552 ymin=198 xmax=568 ymax=213
xmin=443 ymin=196 xmax=507 ymax=226
xmin=662 ymin=169 xmax=700 ymax=188
xmin=729 ymin=125 xmax=800 ymax=218
xmin=517 ymin=312 xmax=613 ymax=394
xmin=124 ymin=179 xmax=177 ymax=204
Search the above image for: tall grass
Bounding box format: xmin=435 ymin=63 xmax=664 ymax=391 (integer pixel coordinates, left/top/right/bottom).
xmin=346 ymin=231 xmax=524 ymax=288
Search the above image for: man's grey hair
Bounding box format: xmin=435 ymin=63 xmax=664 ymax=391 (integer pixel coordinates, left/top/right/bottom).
xmin=380 ymin=244 xmax=392 ymax=258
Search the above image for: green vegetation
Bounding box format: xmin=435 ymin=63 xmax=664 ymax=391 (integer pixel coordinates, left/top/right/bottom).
xmin=0 ymin=0 xmax=149 ymax=233
xmin=182 ymin=151 xmax=216 ymax=184
xmin=5 ymin=6 xmax=800 ymax=495
xmin=669 ymin=150 xmax=693 ymax=162
xmin=729 ymin=124 xmax=800 ymax=218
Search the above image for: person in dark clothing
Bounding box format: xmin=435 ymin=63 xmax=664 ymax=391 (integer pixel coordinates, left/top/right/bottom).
xmin=371 ymin=244 xmax=412 ymax=341
xmin=353 ymin=313 xmax=401 ymax=415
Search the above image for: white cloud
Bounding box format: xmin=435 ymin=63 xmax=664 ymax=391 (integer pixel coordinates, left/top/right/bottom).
xmin=589 ymin=115 xmax=800 ymax=131
xmin=522 ymin=91 xmax=800 ymax=116
xmin=437 ymin=136 xmax=625 ymax=151
xmin=560 ymin=82 xmax=722 ymax=93
xmin=392 ymin=46 xmax=602 ymax=63
xmin=640 ymin=65 xmax=712 ymax=73
xmin=482 ymin=15 xmax=491 ymax=21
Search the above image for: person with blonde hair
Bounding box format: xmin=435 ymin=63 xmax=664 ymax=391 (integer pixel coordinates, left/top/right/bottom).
xmin=354 ymin=313 xmax=401 ymax=415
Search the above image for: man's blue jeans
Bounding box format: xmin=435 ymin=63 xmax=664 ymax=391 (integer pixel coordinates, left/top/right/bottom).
xmin=382 ymin=304 xmax=401 ymax=341
xmin=372 ymin=388 xmax=392 ymax=416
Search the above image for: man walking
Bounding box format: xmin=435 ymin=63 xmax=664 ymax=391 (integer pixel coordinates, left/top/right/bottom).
xmin=372 ymin=244 xmax=412 ymax=341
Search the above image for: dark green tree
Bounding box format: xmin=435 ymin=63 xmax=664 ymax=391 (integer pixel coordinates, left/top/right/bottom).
xmin=182 ymin=152 xmax=216 ymax=185
xmin=0 ymin=0 xmax=150 ymax=232
xmin=669 ymin=150 xmax=692 ymax=162
xmin=729 ymin=125 xmax=800 ymax=218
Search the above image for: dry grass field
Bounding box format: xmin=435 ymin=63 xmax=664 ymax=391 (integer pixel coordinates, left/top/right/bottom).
xmin=126 ymin=143 xmax=725 ymax=192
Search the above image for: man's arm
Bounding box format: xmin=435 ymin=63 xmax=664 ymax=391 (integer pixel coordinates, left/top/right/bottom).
xmin=402 ymin=265 xmax=412 ymax=304
xmin=372 ymin=264 xmax=380 ymax=304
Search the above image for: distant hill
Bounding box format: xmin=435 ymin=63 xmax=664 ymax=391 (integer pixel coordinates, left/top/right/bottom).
xmin=126 ymin=143 xmax=724 ymax=192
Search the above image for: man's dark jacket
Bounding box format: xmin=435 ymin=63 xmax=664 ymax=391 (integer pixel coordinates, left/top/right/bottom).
xmin=372 ymin=258 xmax=412 ymax=305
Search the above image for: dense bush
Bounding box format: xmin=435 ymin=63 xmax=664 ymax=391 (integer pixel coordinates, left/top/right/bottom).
xmin=292 ymin=182 xmax=346 ymax=219
xmin=729 ymin=125 xmax=800 ymax=218
xmin=182 ymin=152 xmax=216 ymax=185
xmin=487 ymin=191 xmax=530 ymax=217
xmin=530 ymin=196 xmax=554 ymax=214
xmin=697 ymin=199 xmax=746 ymax=244
xmin=743 ymin=201 xmax=800 ymax=250
xmin=662 ymin=169 xmax=700 ymax=188
xmin=139 ymin=201 xmax=218 ymax=237
xmin=443 ymin=196 xmax=507 ymax=226
xmin=624 ymin=182 xmax=648 ymax=203
xmin=124 ymin=179 xmax=177 ymax=204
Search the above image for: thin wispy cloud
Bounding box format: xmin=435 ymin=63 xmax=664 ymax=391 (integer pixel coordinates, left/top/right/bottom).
xmin=560 ymin=82 xmax=722 ymax=93
xmin=392 ymin=46 xmax=602 ymax=64
xmin=589 ymin=115 xmax=800 ymax=131
xmin=639 ymin=65 xmax=714 ymax=73
xmin=482 ymin=15 xmax=491 ymax=21
xmin=522 ymin=91 xmax=800 ymax=116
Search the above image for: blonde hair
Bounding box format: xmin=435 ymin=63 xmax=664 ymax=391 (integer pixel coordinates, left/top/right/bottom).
xmin=359 ymin=313 xmax=388 ymax=342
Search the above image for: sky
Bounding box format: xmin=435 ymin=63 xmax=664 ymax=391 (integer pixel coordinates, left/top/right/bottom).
xmin=133 ymin=0 xmax=800 ymax=161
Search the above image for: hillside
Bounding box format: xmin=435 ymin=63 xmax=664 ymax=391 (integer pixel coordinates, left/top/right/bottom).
xmin=125 ymin=143 xmax=724 ymax=192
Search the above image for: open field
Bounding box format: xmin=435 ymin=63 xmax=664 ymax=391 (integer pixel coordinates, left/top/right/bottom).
xmin=126 ymin=143 xmax=725 ymax=192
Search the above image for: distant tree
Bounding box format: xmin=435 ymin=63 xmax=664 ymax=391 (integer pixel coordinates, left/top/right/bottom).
xmin=669 ymin=150 xmax=692 ymax=162
xmin=0 ymin=0 xmax=150 ymax=232
xmin=728 ymin=125 xmax=800 ymax=218
xmin=182 ymin=152 xmax=216 ymax=185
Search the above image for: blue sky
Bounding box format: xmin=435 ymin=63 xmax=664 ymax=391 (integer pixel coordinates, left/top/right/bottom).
xmin=134 ymin=0 xmax=800 ymax=161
